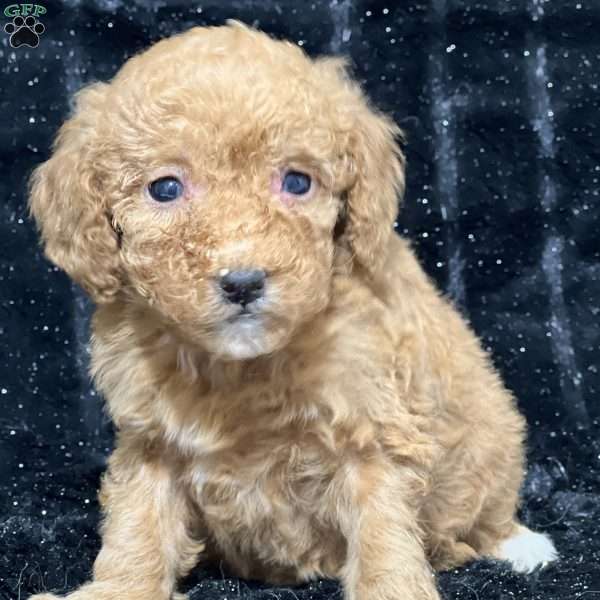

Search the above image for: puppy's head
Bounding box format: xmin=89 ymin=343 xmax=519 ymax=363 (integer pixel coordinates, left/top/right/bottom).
xmin=29 ymin=23 xmax=404 ymax=360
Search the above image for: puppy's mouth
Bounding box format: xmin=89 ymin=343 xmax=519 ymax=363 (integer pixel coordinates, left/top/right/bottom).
xmin=212 ymin=305 xmax=272 ymax=360
xmin=224 ymin=302 xmax=264 ymax=323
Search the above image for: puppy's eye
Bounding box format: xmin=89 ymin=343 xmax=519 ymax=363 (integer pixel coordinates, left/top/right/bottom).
xmin=148 ymin=176 xmax=184 ymax=202
xmin=281 ymin=171 xmax=311 ymax=195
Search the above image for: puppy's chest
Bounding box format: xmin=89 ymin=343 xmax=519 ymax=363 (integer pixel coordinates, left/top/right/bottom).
xmin=187 ymin=424 xmax=357 ymax=581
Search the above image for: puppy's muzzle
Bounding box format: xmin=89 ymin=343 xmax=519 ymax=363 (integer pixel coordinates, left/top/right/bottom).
xmin=219 ymin=269 xmax=266 ymax=307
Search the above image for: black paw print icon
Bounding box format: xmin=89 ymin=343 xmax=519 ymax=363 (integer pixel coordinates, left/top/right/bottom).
xmin=4 ymin=15 xmax=45 ymax=48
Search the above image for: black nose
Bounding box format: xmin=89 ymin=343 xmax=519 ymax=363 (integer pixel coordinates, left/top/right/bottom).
xmin=219 ymin=269 xmax=266 ymax=306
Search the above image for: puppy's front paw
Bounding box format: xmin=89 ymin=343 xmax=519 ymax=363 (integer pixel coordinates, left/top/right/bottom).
xmin=28 ymin=583 xmax=142 ymax=600
xmin=29 ymin=589 xmax=86 ymax=600
xmin=29 ymin=592 xmax=91 ymax=600
xmin=354 ymin=575 xmax=440 ymax=600
xmin=29 ymin=584 xmax=180 ymax=600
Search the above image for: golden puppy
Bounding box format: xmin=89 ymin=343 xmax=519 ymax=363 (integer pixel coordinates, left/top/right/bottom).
xmin=28 ymin=22 xmax=556 ymax=600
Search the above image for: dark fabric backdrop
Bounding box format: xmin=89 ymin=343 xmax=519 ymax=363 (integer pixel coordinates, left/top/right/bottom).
xmin=0 ymin=1 xmax=598 ymax=599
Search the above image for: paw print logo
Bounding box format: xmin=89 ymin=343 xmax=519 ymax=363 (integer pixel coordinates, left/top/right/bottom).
xmin=4 ymin=15 xmax=45 ymax=48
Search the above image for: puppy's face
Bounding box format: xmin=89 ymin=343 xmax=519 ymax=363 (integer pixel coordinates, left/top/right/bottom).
xmin=110 ymin=99 xmax=341 ymax=359
xmin=30 ymin=24 xmax=404 ymax=360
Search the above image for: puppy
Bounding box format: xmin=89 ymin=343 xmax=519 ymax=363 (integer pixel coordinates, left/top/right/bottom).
xmin=28 ymin=22 xmax=557 ymax=600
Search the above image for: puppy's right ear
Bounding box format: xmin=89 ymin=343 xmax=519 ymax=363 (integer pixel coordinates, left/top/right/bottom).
xmin=317 ymin=57 xmax=405 ymax=280
xmin=29 ymin=83 xmax=122 ymax=303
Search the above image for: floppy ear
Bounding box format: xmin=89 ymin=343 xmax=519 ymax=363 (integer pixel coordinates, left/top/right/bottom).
xmin=344 ymin=104 xmax=405 ymax=278
xmin=29 ymin=83 xmax=122 ymax=303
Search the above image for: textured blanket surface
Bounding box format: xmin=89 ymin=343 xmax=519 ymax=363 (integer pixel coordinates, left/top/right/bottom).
xmin=0 ymin=1 xmax=598 ymax=599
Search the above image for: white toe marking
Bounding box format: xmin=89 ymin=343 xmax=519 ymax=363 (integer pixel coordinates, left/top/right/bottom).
xmin=498 ymin=525 xmax=558 ymax=573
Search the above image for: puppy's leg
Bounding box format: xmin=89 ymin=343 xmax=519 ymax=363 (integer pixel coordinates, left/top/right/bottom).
xmin=340 ymin=466 xmax=440 ymax=600
xmin=462 ymin=462 xmax=557 ymax=572
xmin=489 ymin=522 xmax=558 ymax=573
xmin=30 ymin=445 xmax=203 ymax=600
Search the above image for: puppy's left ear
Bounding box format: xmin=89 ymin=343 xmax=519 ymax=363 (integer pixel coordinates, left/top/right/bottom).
xmin=343 ymin=104 xmax=405 ymax=278
xmin=28 ymin=83 xmax=122 ymax=303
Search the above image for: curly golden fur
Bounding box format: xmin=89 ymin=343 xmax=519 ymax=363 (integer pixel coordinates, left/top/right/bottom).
xmin=28 ymin=22 xmax=556 ymax=600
